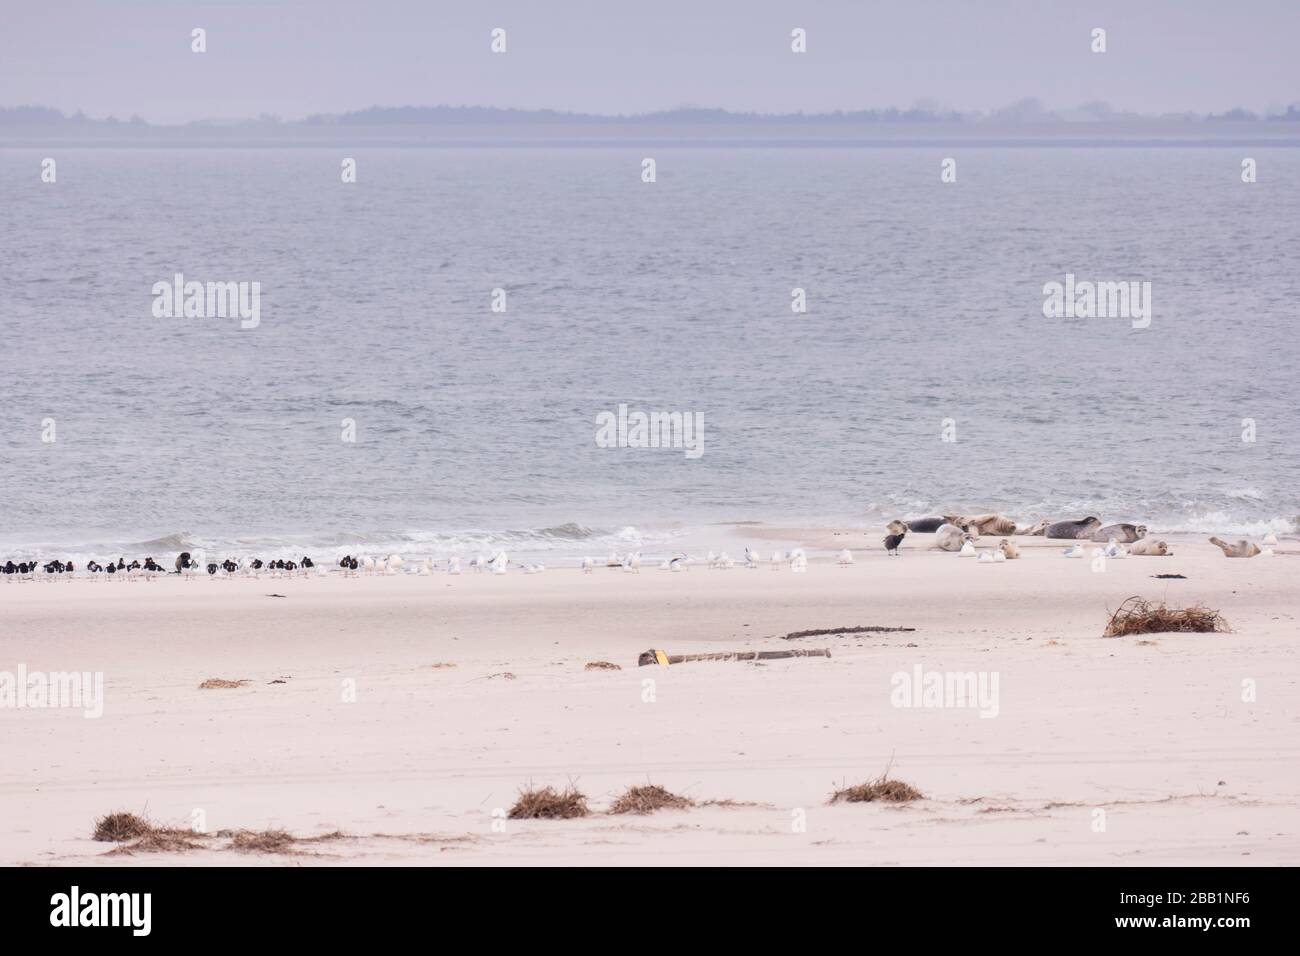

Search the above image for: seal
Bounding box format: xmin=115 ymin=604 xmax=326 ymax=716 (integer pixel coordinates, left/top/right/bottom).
xmin=998 ymin=539 xmax=1020 ymax=559
xmin=1015 ymin=518 xmax=1049 ymax=536
xmin=1127 ymin=538 xmax=1169 ymax=556
xmin=1044 ymin=517 xmax=1102 ymax=540
xmin=1209 ymin=537 xmax=1261 ymax=558
xmin=906 ymin=516 xmax=948 ymax=533
xmin=1090 ymin=523 xmax=1147 ymax=544
xmin=955 ymin=513 xmax=1018 ymax=536
xmin=935 ymin=523 xmax=975 ymax=552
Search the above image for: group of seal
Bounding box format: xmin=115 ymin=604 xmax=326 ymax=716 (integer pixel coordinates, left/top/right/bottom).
xmin=904 ymin=513 xmax=1059 ymax=537
xmin=904 ymin=513 xmax=1150 ymax=542
xmin=890 ymin=510 xmax=1172 ymax=556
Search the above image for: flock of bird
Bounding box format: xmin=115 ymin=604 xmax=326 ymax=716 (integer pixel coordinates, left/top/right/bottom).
xmin=2 ymin=546 xmax=823 ymax=582
xmin=2 ymin=552 xmax=320 ymax=582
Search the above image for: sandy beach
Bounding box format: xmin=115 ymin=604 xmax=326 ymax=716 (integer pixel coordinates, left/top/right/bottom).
xmin=3 ymin=530 xmax=1296 ymax=866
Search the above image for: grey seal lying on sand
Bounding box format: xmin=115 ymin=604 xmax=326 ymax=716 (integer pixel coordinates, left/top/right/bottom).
xmin=1044 ymin=517 xmax=1102 ymax=540
xmin=906 ymin=516 xmax=948 ymax=533
xmin=1089 ymin=523 xmax=1147 ymax=544
xmin=935 ymin=523 xmax=976 ymax=552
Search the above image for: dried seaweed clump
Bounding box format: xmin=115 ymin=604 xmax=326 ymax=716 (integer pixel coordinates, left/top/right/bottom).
xmin=224 ymin=829 xmax=297 ymax=853
xmin=106 ymin=830 xmax=205 ymax=856
xmin=92 ymin=812 xmax=152 ymax=842
xmin=93 ymin=812 xmax=204 ymax=855
xmin=830 ymin=775 xmax=924 ymax=804
xmin=608 ymin=784 xmax=693 ymax=815
xmin=1104 ymin=596 xmax=1229 ymax=638
xmin=508 ymin=785 xmax=589 ymax=820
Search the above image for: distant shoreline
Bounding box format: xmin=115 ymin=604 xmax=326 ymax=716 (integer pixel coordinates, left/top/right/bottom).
xmin=6 ymin=125 xmax=1300 ymax=150
xmin=7 ymin=103 xmax=1300 ymax=148
xmin=8 ymin=138 xmax=1300 ymax=149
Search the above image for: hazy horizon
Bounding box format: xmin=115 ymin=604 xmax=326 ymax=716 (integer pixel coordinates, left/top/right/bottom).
xmin=2 ymin=0 xmax=1297 ymax=124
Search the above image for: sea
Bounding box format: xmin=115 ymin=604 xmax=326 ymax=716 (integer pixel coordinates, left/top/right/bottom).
xmin=2 ymin=145 xmax=1297 ymax=565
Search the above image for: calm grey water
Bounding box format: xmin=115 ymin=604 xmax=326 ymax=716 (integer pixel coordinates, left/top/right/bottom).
xmin=2 ymin=146 xmax=1297 ymax=561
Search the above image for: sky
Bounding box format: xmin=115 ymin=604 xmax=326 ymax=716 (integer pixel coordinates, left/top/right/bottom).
xmin=2 ymin=0 xmax=1297 ymax=123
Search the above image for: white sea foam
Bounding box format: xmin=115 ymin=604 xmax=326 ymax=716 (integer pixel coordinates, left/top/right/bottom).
xmin=0 ymin=524 xmax=685 ymax=566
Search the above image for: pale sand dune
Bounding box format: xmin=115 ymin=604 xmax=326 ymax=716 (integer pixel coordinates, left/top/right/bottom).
xmin=2 ymin=537 xmax=1297 ymax=866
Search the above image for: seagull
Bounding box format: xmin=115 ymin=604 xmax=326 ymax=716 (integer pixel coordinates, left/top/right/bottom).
xmin=669 ymin=556 xmax=685 ymax=572
xmin=958 ymin=540 xmax=977 ymax=558
xmin=705 ymin=551 xmax=717 ymax=568
xmin=362 ymin=556 xmax=376 ymax=575
xmin=581 ymin=556 xmax=595 ymax=574
xmin=469 ymin=555 xmax=485 ymax=573
xmin=1063 ymin=544 xmax=1085 ymax=558
xmin=837 ymin=549 xmax=854 ymax=566
xmin=744 ymin=548 xmax=761 ymax=568
xmin=770 ymin=550 xmax=783 ymax=569
xmin=1104 ymin=539 xmax=1127 ymax=559
xmin=1263 ymin=532 xmax=1279 ymax=546
xmin=622 ymin=552 xmax=641 ymax=573
xmin=606 ymin=552 xmax=622 ymax=568
xmin=992 ymin=550 xmax=1007 ymax=563
xmin=790 ymin=549 xmax=808 ymax=573
xmin=387 ymin=555 xmax=403 ymax=574
xmin=490 ymin=551 xmax=508 ymax=574
xmin=978 ymin=551 xmax=996 ymax=563
xmin=448 ymin=556 xmax=461 ymax=575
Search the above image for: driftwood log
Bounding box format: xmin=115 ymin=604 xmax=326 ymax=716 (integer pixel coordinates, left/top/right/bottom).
xmin=782 ymin=625 xmax=915 ymax=641
xmin=637 ymin=648 xmax=831 ymax=667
